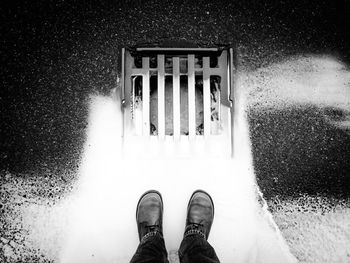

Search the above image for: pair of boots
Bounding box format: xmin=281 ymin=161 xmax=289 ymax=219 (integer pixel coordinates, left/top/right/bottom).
xmin=130 ymin=190 xmax=220 ymax=263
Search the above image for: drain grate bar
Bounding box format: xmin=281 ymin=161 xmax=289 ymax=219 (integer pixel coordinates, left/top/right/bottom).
xmin=173 ymin=57 xmax=181 ymax=139
xmin=203 ymin=57 xmax=211 ymax=137
xmin=142 ymin=57 xmax=150 ymax=136
xmin=188 ymin=54 xmax=196 ymax=139
xmin=157 ymin=55 xmax=165 ymax=139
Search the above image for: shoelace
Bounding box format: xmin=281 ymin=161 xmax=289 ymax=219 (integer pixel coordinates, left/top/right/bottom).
xmin=141 ymin=224 xmax=161 ymax=243
xmin=145 ymin=224 xmax=160 ymax=232
xmin=184 ymin=222 xmax=206 ymax=239
xmin=188 ymin=222 xmax=204 ymax=228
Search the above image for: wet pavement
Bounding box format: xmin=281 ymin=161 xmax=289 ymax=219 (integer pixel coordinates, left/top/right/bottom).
xmin=1 ymin=0 xmax=350 ymax=175
xmin=1 ymin=0 xmax=350 ymax=262
xmin=249 ymin=106 xmax=350 ymax=200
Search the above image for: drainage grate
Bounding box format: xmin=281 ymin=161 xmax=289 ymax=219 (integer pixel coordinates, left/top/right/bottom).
xmin=121 ymin=43 xmax=235 ymax=144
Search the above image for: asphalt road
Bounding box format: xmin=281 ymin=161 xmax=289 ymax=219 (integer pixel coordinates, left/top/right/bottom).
xmin=1 ymin=0 xmax=350 ymax=177
xmin=249 ymin=105 xmax=350 ymax=200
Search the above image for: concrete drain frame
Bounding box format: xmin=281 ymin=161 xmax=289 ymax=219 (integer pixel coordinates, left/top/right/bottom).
xmin=120 ymin=41 xmax=236 ymax=158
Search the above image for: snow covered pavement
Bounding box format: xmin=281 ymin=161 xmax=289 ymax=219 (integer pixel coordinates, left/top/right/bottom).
xmin=59 ymin=95 xmax=296 ymax=263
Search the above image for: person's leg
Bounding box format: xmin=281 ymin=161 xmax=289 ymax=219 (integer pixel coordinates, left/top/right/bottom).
xmin=130 ymin=190 xmax=169 ymax=263
xmin=179 ymin=235 xmax=220 ymax=263
xmin=130 ymin=232 xmax=168 ymax=263
xmin=178 ymin=190 xmax=220 ymax=263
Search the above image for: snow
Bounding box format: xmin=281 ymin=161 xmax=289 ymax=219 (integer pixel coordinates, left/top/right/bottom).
xmin=59 ymin=92 xmax=296 ymax=263
xmin=246 ymin=55 xmax=350 ymax=114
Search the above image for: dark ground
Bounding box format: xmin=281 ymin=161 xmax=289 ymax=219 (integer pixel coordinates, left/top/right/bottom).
xmin=249 ymin=106 xmax=350 ymax=200
xmin=1 ymin=0 xmax=350 ymax=196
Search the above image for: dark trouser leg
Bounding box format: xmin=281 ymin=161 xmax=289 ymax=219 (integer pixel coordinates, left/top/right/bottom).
xmin=178 ymin=235 xmax=220 ymax=263
xmin=130 ymin=232 xmax=169 ymax=263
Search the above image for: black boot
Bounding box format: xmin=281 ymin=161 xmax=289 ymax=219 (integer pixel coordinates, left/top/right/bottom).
xmin=136 ymin=190 xmax=163 ymax=242
xmin=184 ymin=190 xmax=214 ymax=240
